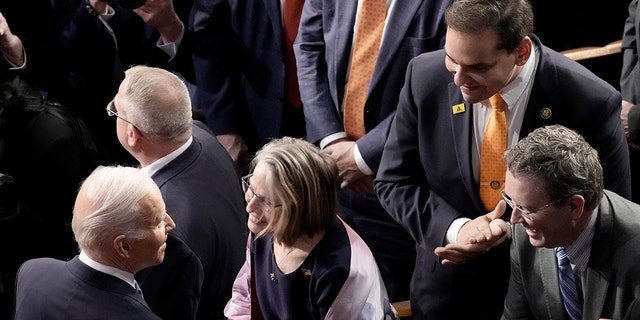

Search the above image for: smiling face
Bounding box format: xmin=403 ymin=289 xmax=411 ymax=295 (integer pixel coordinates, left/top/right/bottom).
xmin=444 ymin=27 xmax=530 ymax=104
xmin=244 ymin=162 xmax=280 ymax=234
xmin=505 ymin=170 xmax=574 ymax=248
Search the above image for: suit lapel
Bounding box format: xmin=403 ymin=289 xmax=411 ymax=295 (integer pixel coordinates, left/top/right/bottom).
xmin=583 ymin=196 xmax=614 ymax=317
xmin=263 ymin=0 xmax=284 ymax=51
xmin=536 ymin=249 xmax=566 ymax=318
xmin=520 ymin=38 xmax=563 ymax=139
xmin=335 ymin=0 xmax=359 ymax=103
xmin=447 ymin=83 xmax=485 ymax=211
xmin=369 ymin=0 xmax=423 ymax=94
xmin=152 ymin=137 xmax=201 ymax=188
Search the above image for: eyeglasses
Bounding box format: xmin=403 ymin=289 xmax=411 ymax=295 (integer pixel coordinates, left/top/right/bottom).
xmin=241 ymin=175 xmax=281 ymax=208
xmin=500 ymin=189 xmax=564 ymax=217
xmin=106 ymin=100 xmax=143 ymax=135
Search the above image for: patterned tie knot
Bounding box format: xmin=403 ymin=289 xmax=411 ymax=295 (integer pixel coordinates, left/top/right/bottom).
xmin=489 ymin=93 xmax=505 ymax=112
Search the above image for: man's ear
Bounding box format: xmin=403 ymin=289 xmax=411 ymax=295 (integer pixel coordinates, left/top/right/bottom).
xmin=127 ymin=124 xmax=142 ymax=148
xmin=567 ymin=194 xmax=586 ymax=221
xmin=114 ymin=234 xmax=131 ymax=258
xmin=515 ymin=37 xmax=532 ymax=66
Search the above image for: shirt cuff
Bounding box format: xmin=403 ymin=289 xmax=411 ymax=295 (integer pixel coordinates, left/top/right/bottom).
xmin=446 ymin=217 xmax=471 ymax=244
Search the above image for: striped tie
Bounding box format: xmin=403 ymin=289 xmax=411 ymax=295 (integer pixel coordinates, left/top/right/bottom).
xmin=556 ymin=247 xmax=582 ymax=320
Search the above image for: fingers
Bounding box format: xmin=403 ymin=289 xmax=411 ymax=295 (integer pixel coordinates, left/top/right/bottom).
xmin=486 ymin=200 xmax=507 ymax=220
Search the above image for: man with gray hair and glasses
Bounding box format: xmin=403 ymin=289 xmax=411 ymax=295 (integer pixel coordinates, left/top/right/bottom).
xmin=108 ymin=65 xmax=247 ymax=320
xmin=502 ymin=124 xmax=640 ymax=320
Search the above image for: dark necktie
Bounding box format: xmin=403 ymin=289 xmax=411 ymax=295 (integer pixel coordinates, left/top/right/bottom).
xmin=556 ymin=247 xmax=582 ymax=320
xmin=134 ymin=280 xmax=145 ymax=299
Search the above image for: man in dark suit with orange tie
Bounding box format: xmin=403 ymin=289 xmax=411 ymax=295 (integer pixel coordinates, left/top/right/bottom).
xmin=375 ymin=0 xmax=631 ymax=318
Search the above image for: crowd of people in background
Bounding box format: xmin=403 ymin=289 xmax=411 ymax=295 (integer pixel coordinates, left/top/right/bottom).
xmin=1 ymin=0 xmax=640 ymax=319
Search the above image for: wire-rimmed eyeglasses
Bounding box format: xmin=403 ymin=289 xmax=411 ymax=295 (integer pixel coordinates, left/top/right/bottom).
xmin=241 ymin=175 xmax=281 ymax=208
xmin=106 ymin=100 xmax=143 ymax=135
xmin=500 ymin=189 xmax=564 ymax=217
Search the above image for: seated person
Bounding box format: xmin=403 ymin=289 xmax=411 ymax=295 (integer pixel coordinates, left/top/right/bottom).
xmin=225 ymin=137 xmax=397 ymax=319
xmin=502 ymin=125 xmax=640 ymax=319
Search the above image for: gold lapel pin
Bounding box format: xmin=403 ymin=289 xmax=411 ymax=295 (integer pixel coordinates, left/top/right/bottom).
xmin=540 ymin=107 xmax=552 ymax=119
xmin=452 ymin=103 xmax=466 ymax=114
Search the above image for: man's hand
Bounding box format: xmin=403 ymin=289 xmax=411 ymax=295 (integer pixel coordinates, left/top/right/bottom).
xmin=0 ymin=12 xmax=24 ymax=66
xmin=621 ymin=100 xmax=640 ymax=150
xmin=434 ymin=201 xmax=511 ymax=266
xmin=134 ymin=0 xmax=183 ymax=43
xmin=323 ymin=139 xmax=374 ymax=194
xmin=216 ymin=133 xmax=249 ymax=177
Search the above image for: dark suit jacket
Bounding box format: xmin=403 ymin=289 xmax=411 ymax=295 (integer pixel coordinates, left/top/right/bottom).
xmin=503 ymin=191 xmax=640 ymax=320
xmin=191 ymin=0 xmax=300 ymax=150
xmin=135 ymin=121 xmax=247 ymax=320
xmin=622 ymin=0 xmax=640 ymax=104
xmin=14 ymin=256 xmax=160 ymax=320
xmin=375 ymin=37 xmax=631 ymax=319
xmin=295 ymin=0 xmax=451 ymax=172
xmin=621 ymin=0 xmax=640 ymax=144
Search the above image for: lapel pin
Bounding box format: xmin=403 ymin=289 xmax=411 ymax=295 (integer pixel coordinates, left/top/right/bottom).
xmin=452 ymin=103 xmax=466 ymax=114
xmin=540 ymin=107 xmax=552 ymax=119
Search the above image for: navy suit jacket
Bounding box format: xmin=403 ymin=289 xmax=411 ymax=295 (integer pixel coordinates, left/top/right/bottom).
xmin=375 ymin=37 xmax=631 ymax=319
xmin=191 ymin=0 xmax=297 ymax=150
xmin=295 ymin=0 xmax=451 ymax=172
xmin=503 ymin=191 xmax=640 ymax=320
xmin=135 ymin=121 xmax=248 ymax=320
xmin=15 ymin=256 xmax=160 ymax=320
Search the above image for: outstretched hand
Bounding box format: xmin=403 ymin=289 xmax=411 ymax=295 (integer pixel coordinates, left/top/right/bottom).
xmin=434 ymin=200 xmax=511 ymax=266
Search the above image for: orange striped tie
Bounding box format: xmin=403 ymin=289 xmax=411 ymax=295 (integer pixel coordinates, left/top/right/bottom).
xmin=342 ymin=0 xmax=387 ymax=140
xmin=480 ymin=94 xmax=507 ymax=211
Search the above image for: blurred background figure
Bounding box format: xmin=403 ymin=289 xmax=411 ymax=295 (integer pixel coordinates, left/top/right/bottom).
xmin=111 ymin=65 xmax=247 ymax=320
xmin=620 ymin=0 xmax=640 ymax=204
xmin=61 ymin=0 xmax=196 ymax=165
xmin=0 ymin=74 xmax=99 ymax=318
xmin=14 ymin=165 xmax=175 ymax=320
xmin=225 ymin=137 xmax=397 ymax=319
xmin=190 ymin=0 xmax=307 ymax=175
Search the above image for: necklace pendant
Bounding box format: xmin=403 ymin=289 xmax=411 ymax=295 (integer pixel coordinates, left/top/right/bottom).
xmin=270 ymin=272 xmax=278 ymax=283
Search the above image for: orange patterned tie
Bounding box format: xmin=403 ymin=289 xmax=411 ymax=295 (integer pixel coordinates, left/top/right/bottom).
xmin=283 ymin=0 xmax=305 ymax=107
xmin=480 ymin=94 xmax=507 ymax=211
xmin=342 ymin=0 xmax=387 ymax=140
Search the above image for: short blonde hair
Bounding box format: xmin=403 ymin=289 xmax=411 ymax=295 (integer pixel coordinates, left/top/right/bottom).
xmin=251 ymin=137 xmax=339 ymax=245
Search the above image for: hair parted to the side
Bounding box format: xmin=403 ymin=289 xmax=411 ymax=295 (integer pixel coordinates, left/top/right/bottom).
xmin=71 ymin=165 xmax=160 ymax=258
xmin=504 ymin=125 xmax=604 ymax=210
xmin=250 ymin=137 xmax=339 ymax=246
xmin=445 ymin=0 xmax=534 ymax=52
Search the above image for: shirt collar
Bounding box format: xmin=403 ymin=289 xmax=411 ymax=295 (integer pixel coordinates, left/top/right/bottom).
xmin=141 ymin=136 xmax=193 ymax=177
